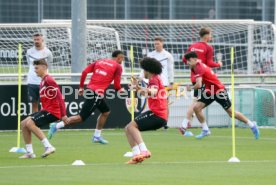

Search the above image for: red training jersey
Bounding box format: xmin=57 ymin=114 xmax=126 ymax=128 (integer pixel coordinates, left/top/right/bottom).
xmin=183 ymin=42 xmax=221 ymax=83
xmin=80 ymin=59 xmax=122 ymax=95
xmin=192 ymin=62 xmax=225 ymax=95
xmin=147 ymin=75 xmax=168 ymax=121
xmin=40 ymin=74 xmax=66 ymax=119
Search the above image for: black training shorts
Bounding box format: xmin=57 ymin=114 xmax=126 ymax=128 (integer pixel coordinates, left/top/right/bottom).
xmin=135 ymin=111 xmax=167 ymax=131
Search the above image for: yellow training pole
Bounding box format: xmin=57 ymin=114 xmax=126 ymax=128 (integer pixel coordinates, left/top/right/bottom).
xmin=130 ymin=46 xmax=135 ymax=121
xmin=228 ymin=47 xmax=240 ymax=162
xmin=17 ymin=43 xmax=22 ymax=148
xmin=10 ymin=43 xmax=26 ymax=153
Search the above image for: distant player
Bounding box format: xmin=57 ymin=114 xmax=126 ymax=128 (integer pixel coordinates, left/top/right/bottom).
xmin=140 ymin=36 xmax=174 ymax=128
xmin=146 ymin=36 xmax=174 ymax=87
xmin=48 ymin=50 xmax=125 ymax=144
xmin=180 ymin=28 xmax=222 ymax=135
xmin=26 ymin=33 xmax=53 ymax=113
xmin=184 ymin=51 xmax=259 ymax=139
xmin=19 ymin=59 xmax=66 ymax=158
xmin=125 ymin=57 xmax=168 ymax=164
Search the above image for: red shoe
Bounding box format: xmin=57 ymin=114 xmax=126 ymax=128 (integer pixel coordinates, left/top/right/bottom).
xmin=141 ymin=150 xmax=151 ymax=159
xmin=126 ymin=154 xmax=144 ymax=164
xmin=178 ymin=127 xmax=186 ymax=135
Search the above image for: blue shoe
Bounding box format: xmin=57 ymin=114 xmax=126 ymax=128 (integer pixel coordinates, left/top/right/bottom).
xmin=184 ymin=131 xmax=194 ymax=137
xmin=251 ymin=122 xmax=260 ymax=140
xmin=47 ymin=123 xmax=57 ymax=140
xmin=195 ymin=130 xmax=211 ymax=139
xmin=93 ymin=136 xmax=109 ymax=144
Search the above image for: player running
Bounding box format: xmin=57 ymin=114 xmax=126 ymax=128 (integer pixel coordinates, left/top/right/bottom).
xmin=19 ymin=59 xmax=66 ymax=158
xmin=184 ymin=51 xmax=259 ymax=139
xmin=180 ymin=27 xmax=223 ymax=136
xmin=47 ymin=50 xmax=125 ymax=144
xmin=125 ymin=57 xmax=168 ymax=164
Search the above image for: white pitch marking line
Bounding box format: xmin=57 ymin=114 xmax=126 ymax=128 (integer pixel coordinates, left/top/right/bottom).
xmin=1 ymin=133 xmax=275 ymax=141
xmin=1 ymin=160 xmax=276 ymax=169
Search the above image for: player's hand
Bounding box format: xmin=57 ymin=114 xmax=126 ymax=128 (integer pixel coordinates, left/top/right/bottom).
xmin=186 ymin=85 xmax=193 ymax=91
xmin=78 ymin=88 xmax=84 ymax=96
xmin=128 ymin=84 xmax=137 ymax=91
xmin=218 ymin=61 xmax=223 ymax=67
xmin=131 ymin=76 xmax=139 ymax=86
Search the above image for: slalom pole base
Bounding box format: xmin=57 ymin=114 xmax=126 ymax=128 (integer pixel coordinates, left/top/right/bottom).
xmin=228 ymin=156 xmax=240 ymax=163
xmin=9 ymin=147 xmax=26 ymax=153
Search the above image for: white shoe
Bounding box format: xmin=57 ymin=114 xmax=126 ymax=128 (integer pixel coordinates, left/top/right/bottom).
xmin=41 ymin=147 xmax=56 ymax=158
xmin=195 ymin=130 xmax=211 ymax=139
xmin=19 ymin=153 xmax=36 ymax=159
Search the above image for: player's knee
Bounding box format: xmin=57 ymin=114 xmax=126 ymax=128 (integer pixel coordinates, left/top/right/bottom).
xmin=20 ymin=120 xmax=26 ymax=128
xmin=193 ymin=104 xmax=201 ymax=113
xmin=25 ymin=119 xmax=35 ymax=128
xmin=125 ymin=121 xmax=135 ymax=132
xmin=21 ymin=117 xmax=30 ymax=127
xmin=77 ymin=115 xmax=83 ymax=122
xmin=226 ymin=108 xmax=232 ymax=117
xmin=102 ymin=111 xmax=110 ymax=117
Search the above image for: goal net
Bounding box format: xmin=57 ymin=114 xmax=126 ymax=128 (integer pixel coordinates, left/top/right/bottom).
xmin=83 ymin=19 xmax=276 ymax=128
xmin=83 ymin=20 xmax=276 ymax=77
xmin=0 ymin=23 xmax=120 ymax=82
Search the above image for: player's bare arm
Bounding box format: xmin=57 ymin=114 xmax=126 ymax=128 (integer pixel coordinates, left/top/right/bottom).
xmin=130 ymin=76 xmax=157 ymax=96
xmin=78 ymin=88 xmax=84 ymax=96
xmin=186 ymin=77 xmax=202 ymax=91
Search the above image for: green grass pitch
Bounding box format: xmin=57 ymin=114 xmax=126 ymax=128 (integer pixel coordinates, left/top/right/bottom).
xmin=0 ymin=128 xmax=275 ymax=185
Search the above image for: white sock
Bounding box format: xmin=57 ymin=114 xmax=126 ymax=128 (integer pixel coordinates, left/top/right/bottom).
xmin=138 ymin=142 xmax=148 ymax=152
xmin=181 ymin=118 xmax=189 ymax=129
xmin=132 ymin=145 xmax=141 ymax=156
xmin=247 ymin=120 xmax=254 ymax=128
xmin=56 ymin=121 xmax=65 ymax=129
xmin=202 ymin=122 xmax=209 ymax=131
xmin=26 ymin=144 xmax=34 ymax=154
xmin=94 ymin=129 xmax=101 ymax=137
xmin=41 ymin=138 xmax=53 ymax=148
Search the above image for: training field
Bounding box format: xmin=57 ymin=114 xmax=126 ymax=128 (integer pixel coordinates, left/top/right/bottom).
xmin=0 ymin=128 xmax=275 ymax=185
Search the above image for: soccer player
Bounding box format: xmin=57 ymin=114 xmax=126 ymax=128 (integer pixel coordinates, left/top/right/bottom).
xmin=184 ymin=51 xmax=260 ymax=139
xmin=19 ymin=59 xmax=66 ymax=158
xmin=48 ymin=50 xmax=125 ymax=144
xmin=26 ymin=33 xmax=53 ymax=113
xmin=180 ymin=27 xmax=222 ymax=135
xmin=147 ymin=36 xmax=174 ymax=88
xmin=125 ymin=57 xmax=168 ymax=164
xmin=140 ymin=36 xmax=174 ymax=129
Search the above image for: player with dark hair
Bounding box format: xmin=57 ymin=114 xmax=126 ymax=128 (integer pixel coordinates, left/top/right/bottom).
xmin=19 ymin=59 xmax=66 ymax=158
xmin=125 ymin=57 xmax=168 ymax=164
xmin=48 ymin=50 xmax=125 ymax=144
xmin=184 ymin=51 xmax=259 ymax=139
xmin=180 ymin=27 xmax=223 ymax=136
